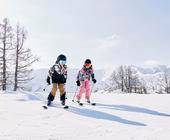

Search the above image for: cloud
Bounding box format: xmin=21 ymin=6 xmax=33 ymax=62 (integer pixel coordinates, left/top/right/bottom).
xmin=96 ymin=34 xmax=121 ymax=49
xmin=144 ymin=60 xmax=161 ymax=67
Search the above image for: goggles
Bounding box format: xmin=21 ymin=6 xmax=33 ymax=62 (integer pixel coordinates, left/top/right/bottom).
xmin=59 ymin=60 xmax=66 ymax=65
xmin=84 ymin=63 xmax=91 ymax=67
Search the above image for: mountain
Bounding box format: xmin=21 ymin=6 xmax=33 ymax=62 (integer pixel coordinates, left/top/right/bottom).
xmin=134 ymin=65 xmax=170 ymax=74
xmin=25 ymin=65 xmax=170 ymax=93
xmin=130 ymin=65 xmax=170 ymax=93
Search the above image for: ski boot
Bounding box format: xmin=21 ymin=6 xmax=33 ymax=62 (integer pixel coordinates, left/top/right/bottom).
xmin=47 ymin=100 xmax=52 ymax=106
xmin=61 ymin=100 xmax=65 ymax=106
xmin=87 ymin=100 xmax=91 ymax=104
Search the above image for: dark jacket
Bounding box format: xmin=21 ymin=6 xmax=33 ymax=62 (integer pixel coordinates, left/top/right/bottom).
xmin=48 ymin=64 xmax=67 ymax=84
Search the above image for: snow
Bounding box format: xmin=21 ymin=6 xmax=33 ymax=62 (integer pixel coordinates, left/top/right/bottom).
xmin=0 ymin=91 xmax=170 ymax=140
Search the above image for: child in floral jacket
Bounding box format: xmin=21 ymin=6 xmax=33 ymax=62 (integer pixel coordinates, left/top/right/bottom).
xmin=76 ymin=59 xmax=97 ymax=103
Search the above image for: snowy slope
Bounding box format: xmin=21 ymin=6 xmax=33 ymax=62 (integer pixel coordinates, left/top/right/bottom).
xmin=0 ymin=91 xmax=170 ymax=140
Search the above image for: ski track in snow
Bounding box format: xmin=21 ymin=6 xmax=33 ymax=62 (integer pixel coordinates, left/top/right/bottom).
xmin=0 ymin=92 xmax=170 ymax=140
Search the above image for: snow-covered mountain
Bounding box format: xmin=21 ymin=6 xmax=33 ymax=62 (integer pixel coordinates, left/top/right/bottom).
xmin=132 ymin=65 xmax=170 ymax=93
xmin=134 ymin=65 xmax=170 ymax=74
xmin=26 ymin=65 xmax=170 ymax=93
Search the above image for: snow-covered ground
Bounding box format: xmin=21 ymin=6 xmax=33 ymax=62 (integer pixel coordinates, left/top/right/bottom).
xmin=0 ymin=91 xmax=170 ymax=140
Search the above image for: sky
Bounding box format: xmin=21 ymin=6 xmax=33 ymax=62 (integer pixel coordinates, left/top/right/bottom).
xmin=0 ymin=0 xmax=170 ymax=69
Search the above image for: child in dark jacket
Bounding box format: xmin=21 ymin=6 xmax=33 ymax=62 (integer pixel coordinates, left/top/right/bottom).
xmin=76 ymin=59 xmax=97 ymax=103
xmin=46 ymin=54 xmax=67 ymax=106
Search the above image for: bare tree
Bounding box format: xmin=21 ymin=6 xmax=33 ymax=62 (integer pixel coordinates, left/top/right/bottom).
xmin=164 ymin=71 xmax=170 ymax=93
xmin=118 ymin=66 xmax=125 ymax=92
xmin=0 ymin=18 xmax=13 ymax=90
xmin=107 ymin=65 xmax=146 ymax=93
xmin=125 ymin=66 xmax=138 ymax=93
xmin=125 ymin=66 xmax=146 ymax=93
xmin=105 ymin=71 xmax=118 ymax=92
xmin=13 ymin=24 xmax=39 ymax=91
xmin=105 ymin=66 xmax=125 ymax=92
xmin=153 ymin=69 xmax=170 ymax=94
xmin=159 ymin=70 xmax=170 ymax=94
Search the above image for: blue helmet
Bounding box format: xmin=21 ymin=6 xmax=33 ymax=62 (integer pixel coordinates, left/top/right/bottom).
xmin=56 ymin=54 xmax=67 ymax=64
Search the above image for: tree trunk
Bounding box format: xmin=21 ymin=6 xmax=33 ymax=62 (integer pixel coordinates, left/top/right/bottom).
xmin=14 ymin=26 xmax=19 ymax=91
xmin=2 ymin=26 xmax=7 ymax=91
xmin=14 ymin=44 xmax=19 ymax=91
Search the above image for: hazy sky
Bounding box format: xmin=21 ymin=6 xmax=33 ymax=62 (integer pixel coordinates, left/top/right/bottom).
xmin=0 ymin=0 xmax=170 ymax=69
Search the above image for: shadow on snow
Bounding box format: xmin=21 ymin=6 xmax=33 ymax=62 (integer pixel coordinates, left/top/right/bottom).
xmin=96 ymin=103 xmax=170 ymax=117
xmin=67 ymin=106 xmax=146 ymax=126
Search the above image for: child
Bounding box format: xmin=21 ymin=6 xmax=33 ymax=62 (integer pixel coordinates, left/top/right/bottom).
xmin=76 ymin=59 xmax=97 ymax=103
xmin=46 ymin=54 xmax=67 ymax=106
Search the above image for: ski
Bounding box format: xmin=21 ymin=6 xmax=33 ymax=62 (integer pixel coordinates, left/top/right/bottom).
xmin=72 ymin=100 xmax=83 ymax=106
xmin=76 ymin=101 xmax=83 ymax=106
xmin=63 ymin=105 xmax=69 ymax=109
xmin=86 ymin=102 xmax=96 ymax=106
xmin=43 ymin=105 xmax=48 ymax=109
xmin=78 ymin=102 xmax=83 ymax=106
xmin=78 ymin=102 xmax=96 ymax=106
xmin=72 ymin=100 xmax=96 ymax=106
xmin=90 ymin=103 xmax=96 ymax=106
xmin=42 ymin=105 xmax=69 ymax=109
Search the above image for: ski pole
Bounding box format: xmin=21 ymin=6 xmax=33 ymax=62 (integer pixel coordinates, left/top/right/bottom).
xmin=90 ymin=83 xmax=95 ymax=93
xmin=72 ymin=86 xmax=79 ymax=102
xmin=43 ymin=84 xmax=49 ymax=91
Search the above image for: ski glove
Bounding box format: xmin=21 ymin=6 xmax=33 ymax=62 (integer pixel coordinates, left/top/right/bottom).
xmin=47 ymin=76 xmax=51 ymax=85
xmin=76 ymin=80 xmax=81 ymax=86
xmin=92 ymin=78 xmax=97 ymax=84
xmin=63 ymin=78 xmax=67 ymax=83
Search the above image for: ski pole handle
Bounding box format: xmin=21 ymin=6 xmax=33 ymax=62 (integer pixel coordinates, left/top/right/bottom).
xmin=43 ymin=84 xmax=49 ymax=91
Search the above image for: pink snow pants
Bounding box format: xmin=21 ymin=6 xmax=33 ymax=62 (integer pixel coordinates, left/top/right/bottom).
xmin=76 ymin=80 xmax=91 ymax=100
